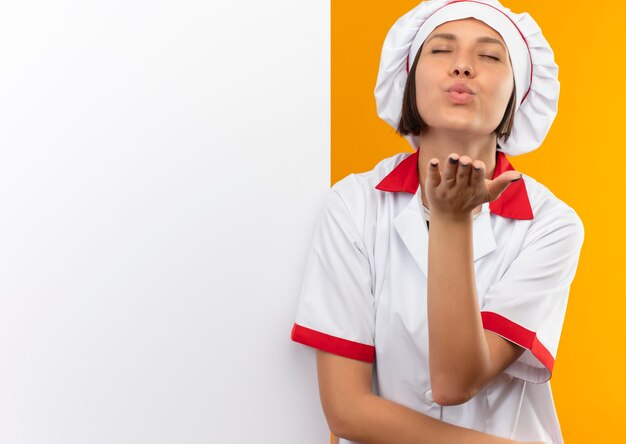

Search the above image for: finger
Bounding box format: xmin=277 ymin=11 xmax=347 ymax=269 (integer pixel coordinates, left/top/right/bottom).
xmin=469 ymin=160 xmax=485 ymax=188
xmin=487 ymin=171 xmax=523 ymax=201
xmin=457 ymin=155 xmax=472 ymax=185
xmin=442 ymin=153 xmax=459 ymax=187
xmin=426 ymin=158 xmax=442 ymax=188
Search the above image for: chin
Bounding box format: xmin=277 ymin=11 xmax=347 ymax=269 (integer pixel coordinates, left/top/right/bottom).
xmin=437 ymin=120 xmax=480 ymax=132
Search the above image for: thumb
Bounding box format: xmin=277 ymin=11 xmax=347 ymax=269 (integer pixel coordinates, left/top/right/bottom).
xmin=486 ymin=171 xmax=523 ymax=202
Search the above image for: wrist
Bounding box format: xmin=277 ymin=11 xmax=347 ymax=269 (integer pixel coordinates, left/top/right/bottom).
xmin=429 ymin=209 xmax=474 ymax=224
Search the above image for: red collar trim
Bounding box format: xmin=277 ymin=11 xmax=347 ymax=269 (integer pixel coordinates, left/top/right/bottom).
xmin=375 ymin=149 xmax=534 ymax=220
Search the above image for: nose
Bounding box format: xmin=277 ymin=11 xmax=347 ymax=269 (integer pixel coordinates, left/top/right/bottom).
xmin=449 ymin=53 xmax=474 ymax=78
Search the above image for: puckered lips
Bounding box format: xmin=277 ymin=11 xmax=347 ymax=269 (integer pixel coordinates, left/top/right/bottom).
xmin=446 ymin=82 xmax=476 ymax=104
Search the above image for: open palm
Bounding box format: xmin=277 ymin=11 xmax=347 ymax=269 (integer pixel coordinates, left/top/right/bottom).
xmin=424 ymin=153 xmax=522 ymax=217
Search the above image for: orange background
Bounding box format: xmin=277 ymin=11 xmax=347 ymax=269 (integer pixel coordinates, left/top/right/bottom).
xmin=331 ymin=0 xmax=624 ymax=442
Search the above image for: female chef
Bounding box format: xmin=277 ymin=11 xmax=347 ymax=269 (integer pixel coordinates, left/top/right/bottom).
xmin=290 ymin=1 xmax=584 ymax=443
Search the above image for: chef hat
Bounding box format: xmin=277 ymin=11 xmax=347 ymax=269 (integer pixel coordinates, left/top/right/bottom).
xmin=374 ymin=0 xmax=559 ymax=156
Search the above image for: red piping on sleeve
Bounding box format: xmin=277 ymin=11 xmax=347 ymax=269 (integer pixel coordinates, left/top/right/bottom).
xmin=481 ymin=311 xmax=554 ymax=374
xmin=291 ymin=323 xmax=376 ymax=363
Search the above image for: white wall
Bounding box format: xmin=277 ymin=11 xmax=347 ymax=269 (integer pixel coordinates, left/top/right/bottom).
xmin=0 ymin=1 xmax=330 ymax=443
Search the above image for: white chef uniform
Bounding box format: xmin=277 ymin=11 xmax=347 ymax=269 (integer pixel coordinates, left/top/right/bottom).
xmin=291 ymin=148 xmax=584 ymax=444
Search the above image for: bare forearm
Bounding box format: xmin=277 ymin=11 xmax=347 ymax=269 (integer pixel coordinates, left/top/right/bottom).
xmin=338 ymin=393 xmax=517 ymax=444
xmin=427 ymin=211 xmax=490 ymax=401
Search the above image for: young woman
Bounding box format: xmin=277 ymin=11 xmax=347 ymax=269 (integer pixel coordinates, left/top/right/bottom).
xmin=291 ymin=1 xmax=584 ymax=443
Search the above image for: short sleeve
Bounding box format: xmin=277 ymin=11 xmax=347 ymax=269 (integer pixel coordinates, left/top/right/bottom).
xmin=290 ymin=188 xmax=375 ymax=363
xmin=480 ymin=208 xmax=584 ymax=384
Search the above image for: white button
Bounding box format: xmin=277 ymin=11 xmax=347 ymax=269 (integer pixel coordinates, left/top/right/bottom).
xmin=424 ymin=389 xmax=434 ymax=403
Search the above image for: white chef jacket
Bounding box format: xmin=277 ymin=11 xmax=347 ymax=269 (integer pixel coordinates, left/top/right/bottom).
xmin=291 ymin=149 xmax=584 ymax=444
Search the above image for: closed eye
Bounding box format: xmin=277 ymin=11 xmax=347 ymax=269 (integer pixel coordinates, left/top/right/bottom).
xmin=432 ymin=50 xmax=500 ymax=61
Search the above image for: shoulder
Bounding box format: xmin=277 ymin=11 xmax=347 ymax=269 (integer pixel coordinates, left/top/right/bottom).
xmin=520 ymin=173 xmax=585 ymax=247
xmin=330 ymin=151 xmax=411 ymax=207
xmin=318 ymin=152 xmax=411 ymax=235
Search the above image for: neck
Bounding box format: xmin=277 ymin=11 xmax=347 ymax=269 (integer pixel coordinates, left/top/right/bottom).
xmin=417 ymin=128 xmax=498 ymax=214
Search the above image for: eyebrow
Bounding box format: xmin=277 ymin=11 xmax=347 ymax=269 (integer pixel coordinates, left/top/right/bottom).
xmin=426 ymin=33 xmax=506 ymax=49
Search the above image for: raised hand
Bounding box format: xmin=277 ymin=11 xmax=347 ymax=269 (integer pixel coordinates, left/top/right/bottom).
xmin=425 ymin=152 xmax=522 ymax=220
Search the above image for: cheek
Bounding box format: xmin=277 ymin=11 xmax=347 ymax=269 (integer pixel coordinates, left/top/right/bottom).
xmin=493 ymin=79 xmax=514 ymax=115
xmin=480 ymin=74 xmax=513 ymax=116
xmin=489 ymin=71 xmax=514 ymax=102
xmin=414 ymin=70 xmax=438 ymax=120
xmin=495 ymin=80 xmax=514 ymax=103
